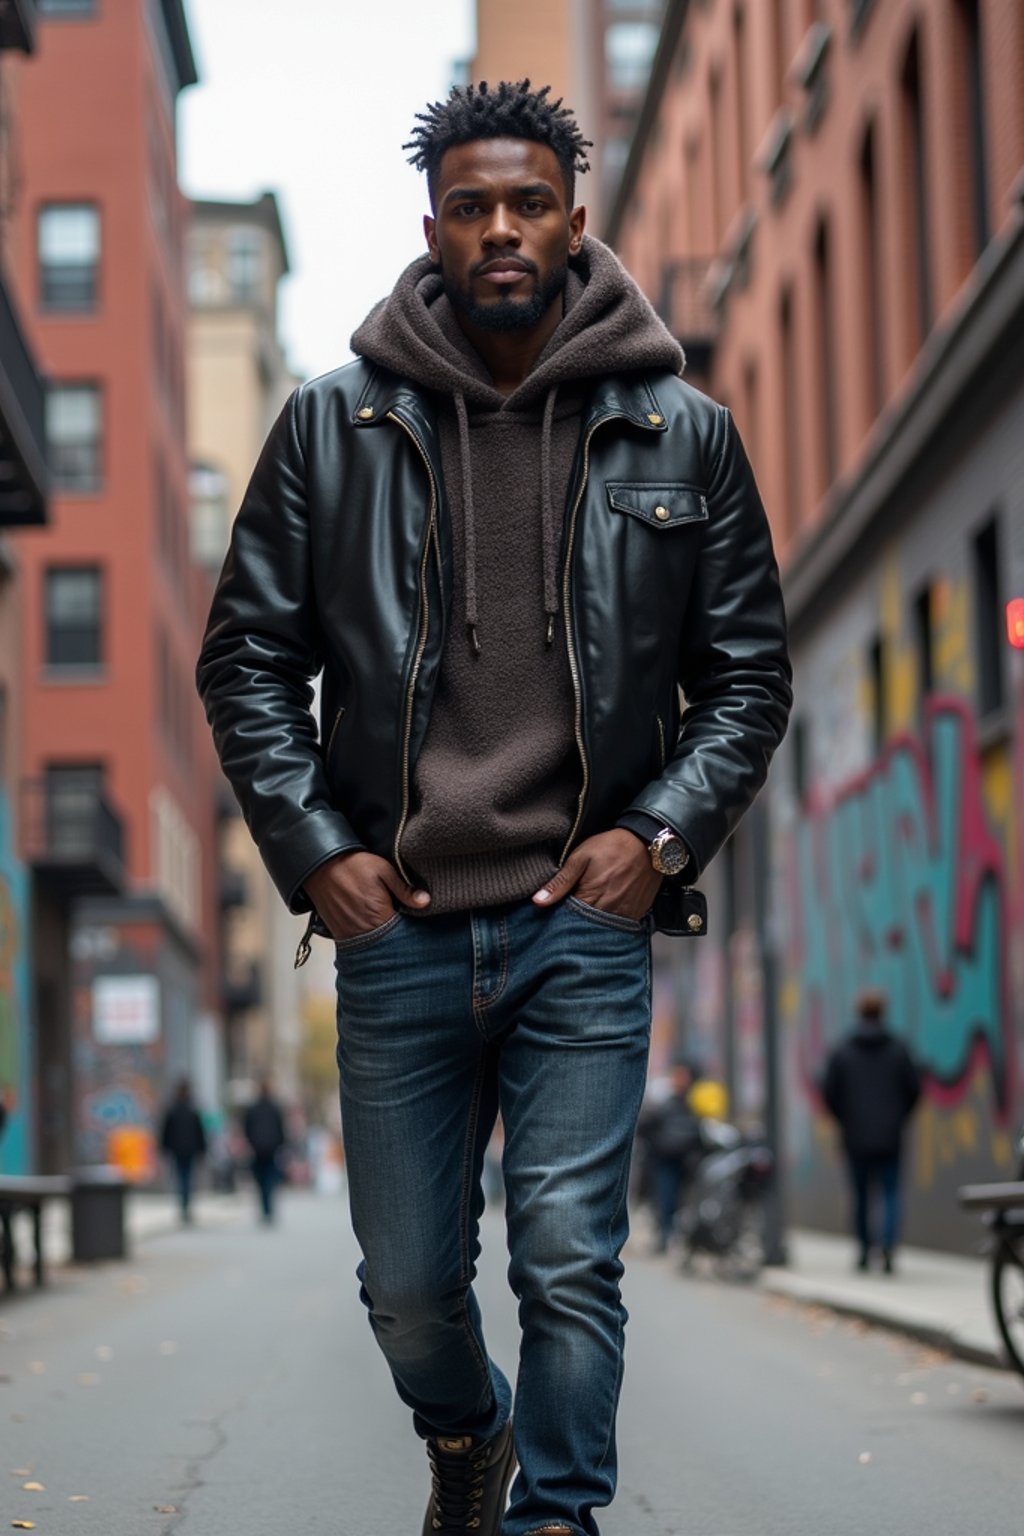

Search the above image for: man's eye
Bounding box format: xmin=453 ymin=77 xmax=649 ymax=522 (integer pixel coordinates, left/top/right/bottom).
xmin=456 ymin=204 xmax=480 ymax=217
xmin=520 ymin=201 xmax=545 ymax=214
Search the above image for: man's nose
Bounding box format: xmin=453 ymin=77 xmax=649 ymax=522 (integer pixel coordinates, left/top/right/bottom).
xmin=482 ymin=203 xmax=521 ymax=247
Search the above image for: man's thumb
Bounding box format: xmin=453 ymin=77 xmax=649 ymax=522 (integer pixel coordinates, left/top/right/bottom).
xmin=381 ymin=865 xmax=431 ymax=908
xmin=533 ymin=855 xmax=583 ymax=906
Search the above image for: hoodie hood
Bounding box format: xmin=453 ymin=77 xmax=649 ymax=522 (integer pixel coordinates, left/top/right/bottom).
xmin=351 ymin=235 xmax=684 ymax=653
xmin=351 ymin=234 xmax=684 ymax=408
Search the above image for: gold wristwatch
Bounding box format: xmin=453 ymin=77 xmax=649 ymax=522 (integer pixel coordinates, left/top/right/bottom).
xmin=648 ymin=826 xmax=689 ymax=877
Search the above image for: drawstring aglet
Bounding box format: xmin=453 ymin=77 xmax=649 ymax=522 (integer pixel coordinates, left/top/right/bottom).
xmin=468 ymin=623 xmax=482 ymax=657
xmin=545 ymin=614 xmax=556 ymax=647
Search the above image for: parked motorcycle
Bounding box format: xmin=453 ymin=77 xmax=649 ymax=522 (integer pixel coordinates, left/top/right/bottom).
xmin=675 ymin=1118 xmax=775 ymax=1281
xmin=959 ymin=1125 xmax=1024 ymax=1380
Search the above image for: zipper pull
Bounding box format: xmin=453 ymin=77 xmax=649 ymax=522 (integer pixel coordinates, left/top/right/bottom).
xmin=294 ymin=911 xmax=316 ymax=970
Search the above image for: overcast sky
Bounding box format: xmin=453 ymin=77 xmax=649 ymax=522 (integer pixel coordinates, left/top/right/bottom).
xmin=180 ymin=0 xmax=474 ymax=381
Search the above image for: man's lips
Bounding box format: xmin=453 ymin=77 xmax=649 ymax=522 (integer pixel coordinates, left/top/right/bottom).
xmin=475 ymin=260 xmax=533 ymax=287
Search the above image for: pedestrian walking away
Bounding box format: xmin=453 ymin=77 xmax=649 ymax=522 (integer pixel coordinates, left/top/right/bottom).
xmin=822 ymin=988 xmax=923 ymax=1274
xmin=637 ymin=1058 xmax=702 ymax=1253
xmin=159 ymin=1078 xmax=207 ymax=1224
xmin=197 ymin=79 xmax=792 ymax=1536
xmin=244 ymin=1078 xmax=288 ymax=1223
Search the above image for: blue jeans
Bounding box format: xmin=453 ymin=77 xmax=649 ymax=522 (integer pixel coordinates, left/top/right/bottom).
xmin=334 ymin=895 xmax=653 ymax=1536
xmin=848 ymin=1153 xmax=902 ymax=1254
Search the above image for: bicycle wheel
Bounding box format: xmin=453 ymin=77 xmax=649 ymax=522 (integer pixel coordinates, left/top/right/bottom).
xmin=991 ymin=1234 xmax=1024 ymax=1379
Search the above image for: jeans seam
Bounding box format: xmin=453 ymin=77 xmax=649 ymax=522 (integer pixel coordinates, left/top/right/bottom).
xmin=596 ymin=931 xmax=651 ymax=1474
xmin=471 ymin=913 xmax=510 ymax=1036
xmin=333 ymin=910 xmax=403 ymax=953
xmin=457 ymin=1047 xmax=493 ymax=1392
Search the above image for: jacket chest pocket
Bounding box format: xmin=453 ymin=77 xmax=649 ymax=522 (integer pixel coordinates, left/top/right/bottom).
xmin=605 ymin=482 xmax=708 ymax=529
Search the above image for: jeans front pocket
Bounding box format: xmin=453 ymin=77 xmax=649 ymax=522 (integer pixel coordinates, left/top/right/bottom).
xmin=333 ymin=910 xmax=404 ymax=955
xmin=565 ymin=894 xmax=650 ymax=935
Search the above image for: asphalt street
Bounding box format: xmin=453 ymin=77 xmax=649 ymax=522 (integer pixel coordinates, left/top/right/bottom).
xmin=1 ymin=1191 xmax=1020 ymax=1536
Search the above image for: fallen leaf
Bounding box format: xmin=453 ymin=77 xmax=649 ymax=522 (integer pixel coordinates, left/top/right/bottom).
xmin=12 ymin=1523 xmax=36 ymax=1530
xmin=154 ymin=1506 xmax=178 ymax=1514
xmin=21 ymin=1484 xmax=44 ymax=1492
xmin=11 ymin=1471 xmax=32 ymax=1479
xmin=77 ymin=1373 xmax=100 ymax=1387
xmin=95 ymin=1346 xmax=113 ymax=1362
xmin=858 ymin=1452 xmax=872 ymax=1465
xmin=27 ymin=1364 xmax=46 ymax=1376
xmin=971 ymin=1387 xmax=989 ymax=1404
xmin=68 ymin=1495 xmax=90 ymax=1502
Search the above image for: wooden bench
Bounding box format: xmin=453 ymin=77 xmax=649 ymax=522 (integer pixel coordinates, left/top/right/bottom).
xmin=0 ymin=1175 xmax=72 ymax=1291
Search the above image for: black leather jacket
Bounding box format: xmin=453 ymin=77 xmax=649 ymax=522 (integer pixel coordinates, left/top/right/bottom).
xmin=197 ymin=361 xmax=792 ymax=941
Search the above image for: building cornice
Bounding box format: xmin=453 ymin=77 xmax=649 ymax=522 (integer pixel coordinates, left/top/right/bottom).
xmin=161 ymin=0 xmax=198 ymax=91
xmin=603 ymin=0 xmax=692 ymax=246
xmin=190 ymin=192 xmax=291 ymax=276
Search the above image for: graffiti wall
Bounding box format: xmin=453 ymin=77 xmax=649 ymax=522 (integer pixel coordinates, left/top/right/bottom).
xmin=778 ymin=540 xmax=1024 ymax=1251
xmin=0 ymin=789 xmax=32 ymax=1175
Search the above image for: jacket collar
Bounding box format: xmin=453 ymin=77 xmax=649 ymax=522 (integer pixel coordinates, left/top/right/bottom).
xmin=351 ymin=366 xmax=669 ymax=441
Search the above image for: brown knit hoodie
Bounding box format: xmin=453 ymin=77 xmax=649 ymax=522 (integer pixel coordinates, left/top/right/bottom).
xmin=351 ymin=236 xmax=684 ymax=913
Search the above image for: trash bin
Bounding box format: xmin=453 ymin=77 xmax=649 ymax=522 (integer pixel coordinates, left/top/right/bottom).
xmin=71 ymin=1166 xmax=129 ymax=1263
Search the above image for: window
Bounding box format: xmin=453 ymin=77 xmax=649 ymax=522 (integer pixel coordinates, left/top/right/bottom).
xmin=190 ymin=463 xmax=230 ymax=571
xmin=39 ymin=0 xmax=96 ymax=13
xmin=859 ymin=122 xmax=884 ymax=421
xmin=973 ymin=516 xmax=1005 ymax=715
xmin=953 ymin=0 xmax=990 ymax=260
xmin=813 ymin=216 xmax=838 ymax=492
xmin=900 ymin=29 xmax=933 ymax=351
xmin=45 ymin=567 xmax=103 ymax=668
xmin=226 ymin=229 xmax=263 ymax=303
xmin=913 ymin=583 xmax=934 ymax=708
xmin=47 ymin=384 xmax=102 ymax=491
xmin=733 ymin=5 xmax=751 ymax=202
xmin=38 ymin=204 xmax=100 ymax=310
xmin=605 ymin=21 xmax=660 ymax=92
xmin=779 ymin=285 xmax=800 ymax=536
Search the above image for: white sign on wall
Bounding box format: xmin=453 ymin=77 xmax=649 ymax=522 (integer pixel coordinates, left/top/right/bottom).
xmin=92 ymin=975 xmax=161 ymax=1045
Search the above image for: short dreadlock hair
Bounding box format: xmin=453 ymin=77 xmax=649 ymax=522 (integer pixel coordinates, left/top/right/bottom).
xmin=405 ymin=79 xmax=592 ymax=210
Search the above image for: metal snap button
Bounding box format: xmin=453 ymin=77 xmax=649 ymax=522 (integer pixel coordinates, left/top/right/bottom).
xmin=647 ymin=412 xmax=663 ymax=425
xmin=654 ymin=505 xmax=670 ymax=521
xmin=687 ymin=913 xmax=703 ymax=931
xmin=356 ymin=406 xmax=374 ymax=420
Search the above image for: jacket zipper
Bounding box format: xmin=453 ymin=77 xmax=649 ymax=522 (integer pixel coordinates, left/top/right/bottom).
xmin=558 ymin=415 xmax=616 ymax=866
xmin=387 ymin=410 xmax=438 ymax=884
xmin=656 ymin=713 xmax=667 ymax=771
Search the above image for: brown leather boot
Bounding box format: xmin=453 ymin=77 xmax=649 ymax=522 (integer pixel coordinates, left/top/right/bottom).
xmin=422 ymin=1422 xmax=516 ymax=1535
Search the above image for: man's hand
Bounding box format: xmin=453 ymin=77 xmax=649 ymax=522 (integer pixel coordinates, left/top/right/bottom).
xmin=305 ymin=851 xmax=430 ymax=941
xmin=532 ymin=829 xmax=662 ymax=920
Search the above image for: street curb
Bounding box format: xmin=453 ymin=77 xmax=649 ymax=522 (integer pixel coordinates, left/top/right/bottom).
xmin=758 ymin=1272 xmax=1009 ymax=1374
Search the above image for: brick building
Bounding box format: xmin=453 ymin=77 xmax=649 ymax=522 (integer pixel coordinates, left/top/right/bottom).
xmin=187 ymin=191 xmax=304 ymax=1099
xmin=472 ymin=0 xmax=667 ymax=228
xmin=8 ymin=0 xmax=225 ymax=1175
xmin=0 ymin=0 xmax=48 ymax=1175
xmin=607 ymin=0 xmax=1024 ymax=1249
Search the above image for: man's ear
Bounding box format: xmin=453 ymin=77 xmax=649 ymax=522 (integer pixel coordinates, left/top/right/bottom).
xmin=424 ymin=214 xmax=440 ymax=265
xmin=568 ymin=204 xmax=587 ymax=257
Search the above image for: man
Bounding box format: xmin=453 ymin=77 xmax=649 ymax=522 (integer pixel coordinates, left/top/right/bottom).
xmin=198 ymin=80 xmax=791 ymax=1536
xmin=823 ymin=988 xmax=922 ymax=1274
xmin=637 ymin=1059 xmax=702 ymax=1253
xmin=159 ymin=1077 xmax=207 ymax=1224
xmin=243 ymin=1078 xmax=287 ymax=1223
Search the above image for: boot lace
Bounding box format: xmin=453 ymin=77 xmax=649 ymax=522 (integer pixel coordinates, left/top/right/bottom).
xmin=426 ymin=1439 xmax=491 ymax=1531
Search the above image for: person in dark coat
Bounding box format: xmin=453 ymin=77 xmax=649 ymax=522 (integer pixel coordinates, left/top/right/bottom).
xmin=823 ymin=989 xmax=922 ymax=1273
xmin=638 ymin=1060 xmax=702 ymax=1253
xmin=243 ymin=1080 xmax=287 ymax=1223
xmin=160 ymin=1078 xmax=207 ymax=1223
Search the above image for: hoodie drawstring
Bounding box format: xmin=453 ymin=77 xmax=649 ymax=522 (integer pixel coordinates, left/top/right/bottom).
xmin=453 ymin=385 xmax=561 ymax=657
xmin=539 ymin=384 xmax=560 ymax=647
xmin=453 ymin=391 xmax=481 ymax=656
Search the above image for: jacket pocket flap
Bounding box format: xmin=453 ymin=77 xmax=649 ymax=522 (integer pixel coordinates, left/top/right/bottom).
xmin=606 ymin=482 xmax=709 ymax=528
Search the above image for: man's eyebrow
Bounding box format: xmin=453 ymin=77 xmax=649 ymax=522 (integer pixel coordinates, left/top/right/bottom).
xmin=441 ymin=182 xmax=559 ymax=206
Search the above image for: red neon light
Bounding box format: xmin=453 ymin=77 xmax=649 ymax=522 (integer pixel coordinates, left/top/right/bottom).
xmin=1008 ymin=598 xmax=1024 ymax=650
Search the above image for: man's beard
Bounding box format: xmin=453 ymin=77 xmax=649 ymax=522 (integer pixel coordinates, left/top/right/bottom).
xmin=442 ymin=257 xmax=569 ymax=333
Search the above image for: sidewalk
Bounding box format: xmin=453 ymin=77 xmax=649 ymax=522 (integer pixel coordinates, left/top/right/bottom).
xmin=760 ymin=1227 xmax=1006 ymax=1370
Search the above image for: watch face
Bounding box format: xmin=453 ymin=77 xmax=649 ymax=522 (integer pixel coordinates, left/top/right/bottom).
xmin=654 ymin=833 xmax=688 ymax=876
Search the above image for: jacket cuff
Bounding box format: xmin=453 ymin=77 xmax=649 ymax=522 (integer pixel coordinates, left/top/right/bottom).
xmin=257 ymin=807 xmax=364 ymax=913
